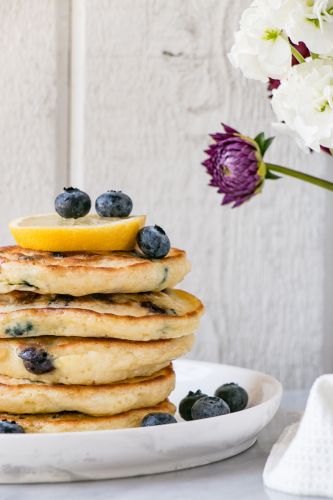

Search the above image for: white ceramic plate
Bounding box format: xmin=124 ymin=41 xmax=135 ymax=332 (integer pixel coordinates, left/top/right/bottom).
xmin=0 ymin=359 xmax=282 ymax=483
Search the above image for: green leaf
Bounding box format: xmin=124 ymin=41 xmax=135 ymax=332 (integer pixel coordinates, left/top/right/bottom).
xmin=266 ymin=170 xmax=281 ymax=180
xmin=254 ymin=133 xmax=275 ymax=157
xmin=254 ymin=132 xmax=265 ymax=148
xmin=254 ymin=133 xmax=266 ymax=157
xmin=261 ymin=136 xmax=275 ymax=156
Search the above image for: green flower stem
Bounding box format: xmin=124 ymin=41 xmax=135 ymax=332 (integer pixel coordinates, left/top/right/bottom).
xmin=266 ymin=163 xmax=333 ymax=192
xmin=310 ymin=52 xmax=320 ymax=59
xmin=290 ymin=44 xmax=306 ymax=64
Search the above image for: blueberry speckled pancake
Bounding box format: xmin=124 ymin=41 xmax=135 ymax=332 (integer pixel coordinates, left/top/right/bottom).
xmin=0 ymin=365 xmax=175 ymax=416
xmin=0 ymin=335 xmax=194 ymax=385
xmin=0 ymin=246 xmax=190 ymax=296
xmin=0 ymin=289 xmax=203 ymax=341
xmin=0 ymin=400 xmax=175 ymax=433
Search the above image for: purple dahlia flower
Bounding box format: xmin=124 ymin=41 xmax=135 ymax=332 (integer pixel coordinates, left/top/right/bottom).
xmin=202 ymin=125 xmax=267 ymax=208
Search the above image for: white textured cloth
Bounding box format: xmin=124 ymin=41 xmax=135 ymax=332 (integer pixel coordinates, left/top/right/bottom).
xmin=263 ymin=375 xmax=333 ymax=497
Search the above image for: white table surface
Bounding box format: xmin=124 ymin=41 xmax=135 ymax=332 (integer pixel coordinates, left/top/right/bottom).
xmin=0 ymin=391 xmax=320 ymax=500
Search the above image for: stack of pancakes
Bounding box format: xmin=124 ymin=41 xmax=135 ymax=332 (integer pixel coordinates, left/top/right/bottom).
xmin=0 ymin=246 xmax=203 ymax=432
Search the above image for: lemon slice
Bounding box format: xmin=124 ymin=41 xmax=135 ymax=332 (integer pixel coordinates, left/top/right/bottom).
xmin=9 ymin=214 xmax=146 ymax=252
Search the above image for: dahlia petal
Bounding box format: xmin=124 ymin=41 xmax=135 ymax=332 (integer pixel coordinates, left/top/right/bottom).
xmin=221 ymin=194 xmax=235 ymax=205
xmin=221 ymin=123 xmax=239 ymax=135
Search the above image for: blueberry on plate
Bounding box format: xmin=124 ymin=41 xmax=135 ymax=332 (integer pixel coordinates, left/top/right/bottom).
xmin=137 ymin=225 xmax=170 ymax=259
xmin=179 ymin=390 xmax=207 ymax=421
xmin=191 ymin=396 xmax=230 ymax=420
xmin=141 ymin=413 xmax=177 ymax=427
xmin=214 ymin=383 xmax=248 ymax=413
xmin=55 ymin=187 xmax=91 ymax=219
xmin=95 ymin=191 xmax=133 ymax=218
xmin=18 ymin=347 xmax=55 ymax=375
xmin=0 ymin=420 xmax=25 ymax=433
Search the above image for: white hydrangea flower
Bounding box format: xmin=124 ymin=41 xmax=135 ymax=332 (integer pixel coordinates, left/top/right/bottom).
xmin=271 ymin=59 xmax=333 ymax=151
xmin=285 ymin=0 xmax=333 ymax=54
xmin=251 ymin=0 xmax=296 ymax=26
xmin=228 ymin=0 xmax=293 ymax=81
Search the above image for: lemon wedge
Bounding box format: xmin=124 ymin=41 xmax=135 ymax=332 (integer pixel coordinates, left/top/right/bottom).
xmin=9 ymin=214 xmax=146 ymax=252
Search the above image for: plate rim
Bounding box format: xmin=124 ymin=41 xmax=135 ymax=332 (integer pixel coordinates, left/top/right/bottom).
xmin=0 ymin=359 xmax=283 ymax=439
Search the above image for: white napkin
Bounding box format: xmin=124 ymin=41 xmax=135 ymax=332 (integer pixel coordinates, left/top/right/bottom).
xmin=263 ymin=375 xmax=333 ymax=497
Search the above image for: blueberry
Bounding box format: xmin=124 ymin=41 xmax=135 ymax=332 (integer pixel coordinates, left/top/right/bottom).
xmin=141 ymin=301 xmax=168 ymax=315
xmin=137 ymin=226 xmax=170 ymax=259
xmin=5 ymin=322 xmax=33 ymax=337
xmin=179 ymin=390 xmax=207 ymax=421
xmin=191 ymin=396 xmax=230 ymax=420
xmin=95 ymin=191 xmax=133 ymax=217
xmin=55 ymin=187 xmax=91 ymax=219
xmin=18 ymin=347 xmax=55 ymax=375
xmin=214 ymin=383 xmax=248 ymax=413
xmin=0 ymin=420 xmax=25 ymax=434
xmin=141 ymin=412 xmax=177 ymax=427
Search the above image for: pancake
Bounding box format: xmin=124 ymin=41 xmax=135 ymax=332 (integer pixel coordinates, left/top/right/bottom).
xmin=0 ymin=365 xmax=175 ymax=416
xmin=0 ymin=334 xmax=194 ymax=385
xmin=0 ymin=246 xmax=190 ymax=295
xmin=0 ymin=400 xmax=175 ymax=433
xmin=0 ymin=289 xmax=203 ymax=340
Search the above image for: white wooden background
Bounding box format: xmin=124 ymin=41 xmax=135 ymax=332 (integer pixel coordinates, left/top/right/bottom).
xmin=0 ymin=0 xmax=332 ymax=388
